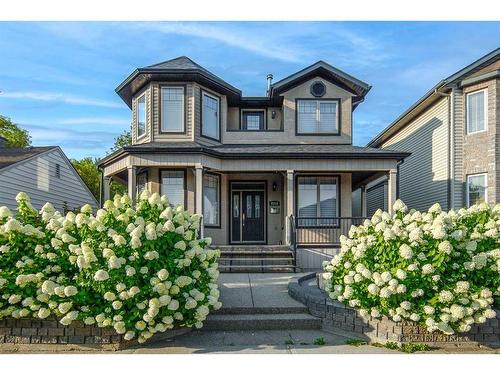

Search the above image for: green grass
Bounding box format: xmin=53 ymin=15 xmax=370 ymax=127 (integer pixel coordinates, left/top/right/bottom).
xmin=284 ymin=339 xmax=294 ymax=345
xmin=372 ymin=341 xmax=432 ymax=353
xmin=313 ymin=337 xmax=326 ymax=346
xmin=346 ymin=339 xmax=368 ymax=347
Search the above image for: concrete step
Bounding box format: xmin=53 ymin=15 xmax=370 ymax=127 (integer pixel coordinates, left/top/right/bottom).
xmin=216 ymin=245 xmax=290 ymax=253
xmin=219 ymin=264 xmax=297 ymax=273
xmin=202 ymin=313 xmax=321 ymax=331
xmin=215 ymin=306 xmax=309 ymax=315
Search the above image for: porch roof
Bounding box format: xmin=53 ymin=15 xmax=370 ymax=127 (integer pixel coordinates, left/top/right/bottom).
xmin=98 ymin=142 xmax=410 ymax=167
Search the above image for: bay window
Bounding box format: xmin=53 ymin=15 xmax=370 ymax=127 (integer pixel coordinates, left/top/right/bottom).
xmin=203 ymin=173 xmax=220 ymax=226
xmin=297 ymin=99 xmax=339 ymax=134
xmin=201 ymin=91 xmax=220 ymax=140
xmin=161 ymin=87 xmax=185 ymax=133
xmin=137 ymin=94 xmax=146 ymax=138
xmin=161 ymin=170 xmax=185 ymax=207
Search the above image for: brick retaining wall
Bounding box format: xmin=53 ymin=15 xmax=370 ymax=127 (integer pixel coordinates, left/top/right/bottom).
xmin=288 ymin=274 xmax=500 ymax=348
xmin=0 ymin=317 xmax=190 ymax=350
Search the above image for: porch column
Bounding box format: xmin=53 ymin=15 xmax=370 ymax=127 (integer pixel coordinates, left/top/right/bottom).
xmin=102 ymin=176 xmax=111 ymax=204
xmin=195 ymin=164 xmax=204 ymax=238
xmin=127 ymin=166 xmax=137 ymax=201
xmin=360 ymin=184 xmax=367 ymax=217
xmin=285 ymin=170 xmax=294 ymax=245
xmin=387 ymin=169 xmax=398 ymax=214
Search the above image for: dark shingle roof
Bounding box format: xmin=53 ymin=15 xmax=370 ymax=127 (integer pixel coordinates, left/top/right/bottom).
xmin=98 ymin=142 xmax=409 ymax=166
xmin=0 ymin=146 xmax=56 ymax=170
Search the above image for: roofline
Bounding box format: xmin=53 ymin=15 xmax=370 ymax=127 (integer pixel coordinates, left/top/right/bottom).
xmin=98 ymin=145 xmax=410 ymax=167
xmin=444 ymin=47 xmax=500 ymax=84
xmin=0 ymin=146 xmax=58 ymax=173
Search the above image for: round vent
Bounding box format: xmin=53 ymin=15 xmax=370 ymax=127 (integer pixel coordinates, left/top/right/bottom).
xmin=310 ymin=81 xmax=326 ymax=97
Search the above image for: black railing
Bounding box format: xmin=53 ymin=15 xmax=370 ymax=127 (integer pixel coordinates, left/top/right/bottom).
xmin=294 ymin=216 xmax=368 ymax=246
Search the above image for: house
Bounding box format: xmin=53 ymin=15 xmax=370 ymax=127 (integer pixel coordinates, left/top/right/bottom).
xmin=361 ymin=47 xmax=499 ymax=216
xmin=98 ymin=56 xmax=409 ymax=270
xmin=0 ymin=137 xmax=98 ymax=212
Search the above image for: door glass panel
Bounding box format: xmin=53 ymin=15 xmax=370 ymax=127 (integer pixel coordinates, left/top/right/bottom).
xmin=233 ymin=194 xmax=239 ymax=218
xmin=254 ymin=194 xmax=261 ymax=218
xmin=246 ymin=195 xmax=253 ymax=218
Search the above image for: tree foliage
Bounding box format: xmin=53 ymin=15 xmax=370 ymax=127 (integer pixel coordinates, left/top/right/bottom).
xmin=0 ymin=116 xmax=31 ymax=148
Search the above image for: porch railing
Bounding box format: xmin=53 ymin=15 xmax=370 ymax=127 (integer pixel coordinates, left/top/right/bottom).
xmin=294 ymin=216 xmax=368 ymax=246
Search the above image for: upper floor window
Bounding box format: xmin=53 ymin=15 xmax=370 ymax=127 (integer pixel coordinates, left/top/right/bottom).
xmin=137 ymin=94 xmax=146 ymax=138
xmin=466 ymin=89 xmax=487 ymax=134
xmin=297 ymin=99 xmax=339 ymax=135
xmin=161 ymin=87 xmax=185 ymax=133
xmin=201 ymin=91 xmax=220 ymax=140
xmin=467 ymin=173 xmax=487 ymax=207
xmin=242 ymin=110 xmax=265 ymax=130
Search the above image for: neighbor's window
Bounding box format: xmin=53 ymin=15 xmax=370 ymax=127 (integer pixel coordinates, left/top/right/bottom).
xmin=466 ymin=90 xmax=487 ymax=134
xmin=467 ymin=173 xmax=487 ymax=207
xmin=137 ymin=94 xmax=146 ymax=138
xmin=242 ymin=111 xmax=264 ymax=130
xmin=136 ymin=172 xmax=147 ymax=196
xmin=161 ymin=87 xmax=185 ymax=133
xmin=297 ymin=176 xmax=338 ymax=226
xmin=297 ymin=100 xmax=338 ymax=134
xmin=203 ymin=173 xmax=220 ymax=226
xmin=161 ymin=170 xmax=185 ymax=207
xmin=202 ymin=92 xmax=220 ymax=140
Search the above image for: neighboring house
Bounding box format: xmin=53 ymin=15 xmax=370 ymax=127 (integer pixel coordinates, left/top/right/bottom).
xmin=362 ymin=47 xmax=500 ymax=215
xmin=98 ymin=56 xmax=409 ymax=270
xmin=0 ymin=137 xmax=98 ymax=212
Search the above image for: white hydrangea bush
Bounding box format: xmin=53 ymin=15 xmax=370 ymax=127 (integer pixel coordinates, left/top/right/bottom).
xmin=322 ymin=200 xmax=500 ymax=335
xmin=0 ymin=191 xmax=221 ymax=343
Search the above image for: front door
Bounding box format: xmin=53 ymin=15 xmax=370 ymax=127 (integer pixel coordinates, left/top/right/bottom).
xmin=230 ymin=183 xmax=265 ymax=243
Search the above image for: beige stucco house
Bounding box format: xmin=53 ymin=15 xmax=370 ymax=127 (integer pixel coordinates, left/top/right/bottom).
xmin=98 ymin=57 xmax=408 ymax=270
xmin=362 ymin=47 xmax=499 ymax=216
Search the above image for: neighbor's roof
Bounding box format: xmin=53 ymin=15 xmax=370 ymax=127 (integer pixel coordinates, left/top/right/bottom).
xmin=367 ymin=47 xmax=500 ymax=148
xmin=98 ymin=142 xmax=409 ymax=167
xmin=0 ymin=146 xmax=56 ymax=170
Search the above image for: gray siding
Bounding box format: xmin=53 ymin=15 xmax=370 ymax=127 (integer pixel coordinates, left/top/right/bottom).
xmin=0 ymin=148 xmax=97 ymax=212
xmin=381 ymin=97 xmax=450 ymax=211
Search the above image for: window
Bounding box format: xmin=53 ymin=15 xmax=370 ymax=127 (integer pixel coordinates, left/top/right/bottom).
xmin=202 ymin=92 xmax=220 ymax=140
xmin=466 ymin=90 xmax=487 ymax=134
xmin=137 ymin=94 xmax=146 ymax=138
xmin=297 ymin=176 xmax=338 ymax=226
xmin=203 ymin=174 xmax=220 ymax=226
xmin=161 ymin=170 xmax=185 ymax=207
xmin=136 ymin=172 xmax=147 ymax=196
xmin=467 ymin=173 xmax=487 ymax=207
xmin=55 ymin=163 xmax=61 ymax=179
xmin=161 ymin=87 xmax=185 ymax=133
xmin=242 ymin=111 xmax=264 ymax=130
xmin=297 ymin=100 xmax=339 ymax=134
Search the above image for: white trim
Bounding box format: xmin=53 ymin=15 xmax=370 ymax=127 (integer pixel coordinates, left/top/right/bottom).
xmin=466 ymin=172 xmax=488 ymax=207
xmin=136 ymin=92 xmax=147 ymax=140
xmin=201 ymin=90 xmax=220 ymax=140
xmin=466 ymin=88 xmax=488 ymax=135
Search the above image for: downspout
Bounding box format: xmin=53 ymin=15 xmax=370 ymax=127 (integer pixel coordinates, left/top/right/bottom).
xmin=98 ymin=166 xmax=104 ymax=208
xmin=434 ymin=87 xmax=452 ymax=211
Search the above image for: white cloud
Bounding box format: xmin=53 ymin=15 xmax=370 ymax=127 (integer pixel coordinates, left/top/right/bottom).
xmin=56 ymin=117 xmax=130 ymax=126
xmin=1 ymin=91 xmax=123 ymax=108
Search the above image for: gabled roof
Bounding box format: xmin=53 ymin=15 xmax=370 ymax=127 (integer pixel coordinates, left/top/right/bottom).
xmin=0 ymin=146 xmax=56 ymax=170
xmin=368 ymin=47 xmax=500 ymax=148
xmin=270 ymin=60 xmax=372 ymax=104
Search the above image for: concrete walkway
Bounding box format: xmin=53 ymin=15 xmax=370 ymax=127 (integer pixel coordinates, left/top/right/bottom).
xmin=218 ymin=273 xmax=308 ymax=309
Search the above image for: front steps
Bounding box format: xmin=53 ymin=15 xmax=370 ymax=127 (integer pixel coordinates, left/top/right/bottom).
xmin=203 ymin=306 xmax=321 ymax=331
xmin=216 ymin=245 xmax=296 ymax=273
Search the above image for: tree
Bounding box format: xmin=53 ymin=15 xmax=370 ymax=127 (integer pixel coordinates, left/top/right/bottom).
xmin=109 ymin=130 xmax=131 ymax=153
xmin=71 ymin=157 xmax=100 ymax=200
xmin=0 ymin=116 xmax=31 ymax=148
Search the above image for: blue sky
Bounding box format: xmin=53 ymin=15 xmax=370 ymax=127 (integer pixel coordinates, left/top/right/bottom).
xmin=0 ymin=21 xmax=499 ymax=160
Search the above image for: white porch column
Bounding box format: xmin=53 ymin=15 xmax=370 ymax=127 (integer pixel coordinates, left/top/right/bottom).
xmin=360 ymin=184 xmax=367 ymax=217
xmin=127 ymin=166 xmax=137 ymax=201
xmin=102 ymin=176 xmax=111 ymax=204
xmin=285 ymin=170 xmax=294 ymax=245
xmin=195 ymin=164 xmax=204 ymax=238
xmin=387 ymin=169 xmax=398 ymax=214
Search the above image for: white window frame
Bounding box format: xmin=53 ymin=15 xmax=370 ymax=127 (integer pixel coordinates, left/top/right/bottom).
xmin=136 ymin=93 xmax=147 ymax=140
xmin=466 ymin=173 xmax=488 ymax=207
xmin=201 ymin=91 xmax=220 ymax=141
xmin=296 ymin=99 xmax=339 ymax=135
xmin=160 ymin=86 xmax=185 ymax=133
xmin=202 ymin=173 xmax=220 ymax=227
xmin=466 ymin=89 xmax=488 ymax=135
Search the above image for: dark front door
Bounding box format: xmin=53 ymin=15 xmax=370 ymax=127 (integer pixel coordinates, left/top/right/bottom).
xmin=242 ymin=191 xmax=264 ymax=242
